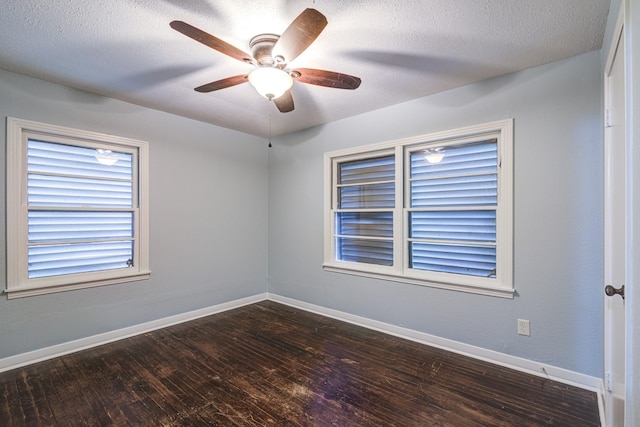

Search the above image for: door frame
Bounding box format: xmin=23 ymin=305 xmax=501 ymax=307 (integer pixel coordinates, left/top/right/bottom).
xmin=603 ymin=4 xmax=626 ymax=425
xmin=604 ymin=1 xmax=640 ymax=425
xmin=625 ymin=0 xmax=640 ymax=424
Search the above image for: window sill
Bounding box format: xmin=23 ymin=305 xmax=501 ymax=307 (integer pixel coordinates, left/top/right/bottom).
xmin=4 ymin=271 xmax=151 ymax=299
xmin=323 ymin=264 xmax=514 ymax=299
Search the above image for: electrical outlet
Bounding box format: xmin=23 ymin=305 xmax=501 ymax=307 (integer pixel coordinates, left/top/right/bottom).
xmin=517 ymin=319 xmax=530 ymax=336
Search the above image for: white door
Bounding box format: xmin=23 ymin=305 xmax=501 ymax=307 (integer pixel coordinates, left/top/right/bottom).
xmin=604 ymin=17 xmax=626 ymax=427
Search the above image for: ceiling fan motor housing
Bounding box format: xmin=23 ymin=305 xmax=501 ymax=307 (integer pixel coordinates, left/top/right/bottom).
xmin=249 ymin=34 xmax=283 ymax=67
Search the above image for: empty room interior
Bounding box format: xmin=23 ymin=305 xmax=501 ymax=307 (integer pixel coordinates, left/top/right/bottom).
xmin=1 ymin=0 xmax=639 ymax=426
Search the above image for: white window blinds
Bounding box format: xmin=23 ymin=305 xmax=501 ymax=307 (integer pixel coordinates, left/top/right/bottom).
xmin=408 ymin=140 xmax=497 ymax=277
xmin=335 ymin=155 xmax=395 ymax=266
xmin=26 ymin=139 xmax=136 ymax=279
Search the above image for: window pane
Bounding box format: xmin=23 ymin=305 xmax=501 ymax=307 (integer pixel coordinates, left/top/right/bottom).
xmin=339 ymin=155 xmax=394 ymax=184
xmin=410 ymin=211 xmax=496 ymax=242
xmin=409 ymin=242 xmax=496 ymax=277
xmin=28 ymin=241 xmax=133 ymax=279
xmin=339 ymin=183 xmax=395 ymax=209
xmin=29 ymin=211 xmax=133 ymax=243
xmin=408 ymin=139 xmax=498 ymax=277
xmin=337 ymin=212 xmax=393 ymax=237
xmin=28 ymin=174 xmax=133 ymax=208
xmin=28 ymin=139 xmax=133 ymax=180
xmin=25 ymin=139 xmax=137 ymax=280
xmin=336 ymin=238 xmax=393 ymax=266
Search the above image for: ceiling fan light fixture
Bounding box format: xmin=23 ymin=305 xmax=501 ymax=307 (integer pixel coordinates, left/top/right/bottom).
xmin=248 ymin=67 xmax=293 ymax=100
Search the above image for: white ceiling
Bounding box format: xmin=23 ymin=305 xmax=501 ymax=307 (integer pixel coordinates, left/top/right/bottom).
xmin=0 ymin=0 xmax=610 ymax=137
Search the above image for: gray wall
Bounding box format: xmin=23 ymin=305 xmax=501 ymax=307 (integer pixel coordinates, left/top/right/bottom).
xmin=0 ymin=50 xmax=606 ymax=379
xmin=0 ymin=69 xmax=269 ymax=359
xmin=268 ymin=51 xmax=604 ymax=377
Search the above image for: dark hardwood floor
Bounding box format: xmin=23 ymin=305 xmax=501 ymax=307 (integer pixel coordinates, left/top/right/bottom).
xmin=0 ymin=301 xmax=600 ymax=426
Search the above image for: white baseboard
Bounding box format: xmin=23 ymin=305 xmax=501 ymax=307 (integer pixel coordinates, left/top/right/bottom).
xmin=0 ymin=293 xmax=269 ymax=374
xmin=268 ymin=293 xmax=604 ymax=394
xmin=0 ymin=291 xmax=603 ymax=400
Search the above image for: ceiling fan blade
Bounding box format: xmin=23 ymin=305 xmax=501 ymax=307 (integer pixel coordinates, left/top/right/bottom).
xmin=292 ymin=68 xmax=361 ymax=90
xmin=170 ymin=20 xmax=253 ymax=64
xmin=194 ymin=74 xmax=248 ymax=93
xmin=273 ymin=90 xmax=294 ymax=113
xmin=272 ymin=9 xmax=327 ymax=64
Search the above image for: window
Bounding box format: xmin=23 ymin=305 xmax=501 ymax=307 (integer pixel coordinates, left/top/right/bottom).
xmin=335 ymin=154 xmax=395 ymax=266
xmin=324 ymin=120 xmax=513 ymax=297
xmin=6 ymin=117 xmax=150 ymax=298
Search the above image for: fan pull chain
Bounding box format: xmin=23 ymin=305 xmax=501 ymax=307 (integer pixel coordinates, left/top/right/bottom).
xmin=268 ymin=114 xmax=272 ymax=148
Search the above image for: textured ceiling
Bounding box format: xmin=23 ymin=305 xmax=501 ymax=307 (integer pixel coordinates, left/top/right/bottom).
xmin=0 ymin=0 xmax=610 ymax=137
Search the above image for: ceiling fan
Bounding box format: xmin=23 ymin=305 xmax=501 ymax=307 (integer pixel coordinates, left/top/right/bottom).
xmin=170 ymin=8 xmax=361 ymax=113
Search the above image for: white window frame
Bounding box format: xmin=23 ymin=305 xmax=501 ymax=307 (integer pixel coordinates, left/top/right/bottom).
xmin=324 ymin=119 xmax=514 ymax=298
xmin=6 ymin=117 xmax=150 ymax=298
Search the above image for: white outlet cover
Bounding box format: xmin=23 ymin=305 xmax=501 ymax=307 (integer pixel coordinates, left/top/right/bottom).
xmin=517 ymin=319 xmax=531 ymax=336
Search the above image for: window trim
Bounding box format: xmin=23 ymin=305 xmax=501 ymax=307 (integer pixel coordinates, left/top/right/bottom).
xmin=323 ymin=119 xmax=513 ymax=298
xmin=6 ymin=117 xmax=150 ymax=299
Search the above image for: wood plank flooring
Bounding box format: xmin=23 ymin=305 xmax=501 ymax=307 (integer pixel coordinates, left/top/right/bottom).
xmin=0 ymin=301 xmax=600 ymax=426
